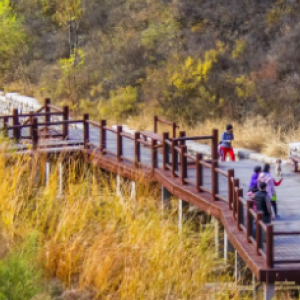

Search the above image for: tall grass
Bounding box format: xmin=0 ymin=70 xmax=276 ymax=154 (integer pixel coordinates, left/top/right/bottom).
xmin=0 ymin=150 xmax=251 ymax=299
xmin=126 ymin=113 xmax=298 ymax=158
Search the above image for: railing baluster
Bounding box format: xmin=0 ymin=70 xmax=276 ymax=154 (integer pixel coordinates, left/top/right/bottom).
xmin=117 ymin=125 xmax=122 ymax=162
xmin=83 ymin=114 xmax=89 ymax=149
xmin=151 ymin=139 xmax=158 ymax=171
xmin=163 ymin=132 xmax=169 ymax=170
xmin=179 ymin=131 xmax=186 ymax=146
xmin=12 ymin=108 xmax=20 ymax=140
xmin=100 ymin=120 xmax=106 ymax=154
xmin=181 ymin=145 xmax=187 ymax=185
xmin=29 ymin=111 xmax=34 ymax=137
xmin=62 ymin=106 xmax=69 ymax=139
xmin=233 ymin=179 xmax=239 ymax=219
xmin=266 ymin=225 xmax=274 ymax=268
xmin=256 ymin=212 xmax=263 ymax=255
xmin=211 ymin=128 xmax=219 ymax=163
xmin=211 ymin=161 xmax=219 ymax=201
xmin=32 ymin=117 xmax=38 ymax=150
xmin=236 ymin=188 xmax=243 ymax=230
xmin=247 ymin=200 xmax=254 ymax=243
xmin=135 ymin=132 xmax=140 ymax=167
xmin=172 ymin=139 xmax=178 ymax=177
xmin=44 ymin=98 xmax=51 ymax=132
xmin=173 ymin=122 xmax=177 ymax=138
xmin=228 ymin=169 xmax=234 ymax=210
xmin=196 ymin=153 xmax=203 ymax=192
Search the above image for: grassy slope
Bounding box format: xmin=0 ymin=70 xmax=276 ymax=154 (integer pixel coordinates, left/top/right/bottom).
xmin=0 ymin=149 xmax=248 ymax=299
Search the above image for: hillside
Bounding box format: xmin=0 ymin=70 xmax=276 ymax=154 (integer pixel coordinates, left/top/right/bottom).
xmin=1 ymin=0 xmax=300 ymax=129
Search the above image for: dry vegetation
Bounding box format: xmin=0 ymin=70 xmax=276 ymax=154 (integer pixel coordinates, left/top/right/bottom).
xmin=0 ymin=146 xmax=252 ymax=299
xmin=1 ymin=0 xmax=300 ymax=158
xmin=2 ymin=0 xmax=300 ymax=131
xmin=126 ymin=113 xmax=297 ymax=158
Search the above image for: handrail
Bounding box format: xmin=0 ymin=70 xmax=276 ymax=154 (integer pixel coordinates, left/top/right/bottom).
xmin=155 ymin=117 xmax=177 ymax=126
xmin=184 ymin=153 xmax=196 ymax=161
xmin=173 ymin=135 xmax=213 ymax=141
xmin=154 ymin=116 xmax=178 ymax=138
xmin=18 ymin=112 xmax=63 ymax=117
xmin=274 ymin=231 xmax=300 ymax=235
xmin=37 ymin=120 xmax=83 ymax=126
xmin=215 ymin=167 xmax=228 ymax=177
xmin=120 ymin=131 xmax=134 ymax=140
xmin=0 ymin=115 xmax=13 ymax=119
xmin=47 ymin=104 xmax=63 ymax=112
xmin=86 ymin=120 xmax=101 ymax=127
xmin=103 ymin=126 xmax=117 ymax=134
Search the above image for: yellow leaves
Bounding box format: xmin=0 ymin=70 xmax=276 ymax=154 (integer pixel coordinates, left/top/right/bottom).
xmin=89 ymin=84 xmax=103 ymax=97
xmin=267 ymin=0 xmax=295 ymax=27
xmin=235 ymin=75 xmax=256 ymax=98
xmin=42 ymin=0 xmax=83 ymax=24
xmin=185 ymin=56 xmax=193 ymax=68
xmin=232 ymin=39 xmax=246 ymax=59
xmin=169 ymin=49 xmax=219 ymax=89
xmin=99 ymin=86 xmax=138 ymax=121
xmin=191 ymin=22 xmax=206 ymax=33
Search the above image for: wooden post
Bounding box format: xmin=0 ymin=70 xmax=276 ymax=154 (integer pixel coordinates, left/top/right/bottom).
xmin=211 ymin=160 xmax=219 ymax=201
xmin=12 ymin=108 xmax=20 ymax=140
xmin=196 ymin=153 xmax=203 ymax=192
xmin=179 ymin=131 xmax=186 ymax=146
xmin=154 ymin=116 xmax=158 ymax=133
xmin=44 ymin=98 xmax=51 ymax=131
xmin=181 ymin=145 xmax=187 ymax=185
xmin=83 ymin=114 xmax=89 ymax=149
xmin=116 ymin=125 xmax=123 ymax=162
xmin=151 ymin=139 xmax=158 ymax=171
xmin=29 ymin=111 xmax=34 ymax=137
xmin=228 ymin=169 xmax=234 ymax=210
xmin=236 ymin=188 xmax=243 ymax=230
xmin=62 ymin=106 xmax=69 ymax=139
xmin=32 ymin=117 xmax=38 ymax=150
xmin=135 ymin=132 xmax=140 ymax=167
xmin=233 ymin=179 xmax=239 ymax=219
xmin=266 ymin=224 xmax=274 ymax=268
xmin=172 ymin=139 xmax=178 ymax=177
xmin=256 ymin=212 xmax=263 ymax=255
xmin=172 ymin=123 xmax=177 ymax=138
xmin=247 ymin=200 xmax=254 ymax=243
xmin=100 ymin=120 xmax=106 ymax=154
xmin=163 ymin=132 xmax=169 ymax=170
xmin=211 ymin=129 xmax=219 ymax=164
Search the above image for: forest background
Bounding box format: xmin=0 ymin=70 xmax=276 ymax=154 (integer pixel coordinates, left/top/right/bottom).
xmin=1 ymin=0 xmax=300 ymax=155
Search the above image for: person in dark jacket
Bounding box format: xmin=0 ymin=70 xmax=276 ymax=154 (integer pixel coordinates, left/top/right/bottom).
xmin=220 ymin=124 xmax=235 ymax=161
xmin=253 ymin=182 xmax=272 ymax=224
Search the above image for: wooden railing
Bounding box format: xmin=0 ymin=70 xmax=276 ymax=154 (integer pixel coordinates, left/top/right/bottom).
xmin=1 ymin=98 xmax=300 ymax=269
xmin=154 ymin=116 xmax=178 ymax=138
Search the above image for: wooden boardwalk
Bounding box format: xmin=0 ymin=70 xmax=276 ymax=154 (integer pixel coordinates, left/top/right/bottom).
xmin=1 ymin=99 xmax=300 ymax=285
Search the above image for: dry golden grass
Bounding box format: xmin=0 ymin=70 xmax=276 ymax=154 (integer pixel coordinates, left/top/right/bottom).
xmin=0 ymin=150 xmax=253 ymax=299
xmin=126 ymin=113 xmax=299 ymax=158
